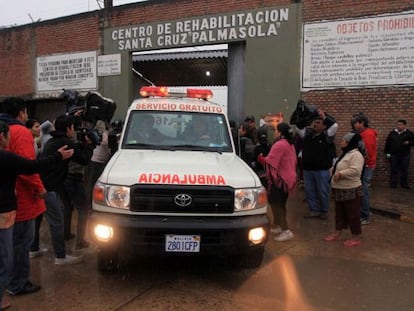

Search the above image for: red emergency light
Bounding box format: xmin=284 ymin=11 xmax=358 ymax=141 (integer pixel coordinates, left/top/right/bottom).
xmin=139 ymin=87 xmax=213 ymax=100
xmin=186 ymin=88 xmax=213 ymax=100
xmin=140 ymin=86 xmax=169 ymax=97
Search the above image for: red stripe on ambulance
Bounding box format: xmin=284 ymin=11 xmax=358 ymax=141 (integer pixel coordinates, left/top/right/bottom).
xmin=138 ymin=173 xmax=226 ymax=185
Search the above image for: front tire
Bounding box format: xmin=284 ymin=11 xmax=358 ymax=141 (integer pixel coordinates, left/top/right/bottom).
xmin=241 ymin=247 xmax=265 ymax=269
xmin=97 ymin=249 xmax=120 ymax=273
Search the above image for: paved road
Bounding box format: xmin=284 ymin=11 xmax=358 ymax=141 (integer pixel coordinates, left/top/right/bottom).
xmin=9 ymin=190 xmax=414 ymax=311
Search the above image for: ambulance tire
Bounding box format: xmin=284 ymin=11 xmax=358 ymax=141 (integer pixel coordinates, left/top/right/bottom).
xmin=229 ymin=247 xmax=265 ymax=269
xmin=97 ymin=249 xmax=120 ymax=273
xmin=241 ymin=247 xmax=265 ymax=269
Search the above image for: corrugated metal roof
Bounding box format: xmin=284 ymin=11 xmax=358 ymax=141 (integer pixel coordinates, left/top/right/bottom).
xmin=133 ymin=49 xmax=228 ymax=62
xmin=133 ymin=49 xmax=228 ymax=87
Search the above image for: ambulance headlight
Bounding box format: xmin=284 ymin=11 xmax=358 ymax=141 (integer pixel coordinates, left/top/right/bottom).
xmin=234 ymin=187 xmax=267 ymax=212
xmin=93 ymin=182 xmax=130 ymax=209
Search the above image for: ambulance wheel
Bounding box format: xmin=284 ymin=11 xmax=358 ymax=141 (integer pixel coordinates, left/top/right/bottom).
xmin=241 ymin=247 xmax=265 ymax=269
xmin=97 ymin=249 xmax=119 ymax=273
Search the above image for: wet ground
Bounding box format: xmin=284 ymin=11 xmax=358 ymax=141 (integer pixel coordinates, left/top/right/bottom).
xmin=7 ymin=185 xmax=414 ymax=311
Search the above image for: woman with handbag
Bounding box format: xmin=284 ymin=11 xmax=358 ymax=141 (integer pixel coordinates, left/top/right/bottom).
xmin=324 ymin=132 xmax=365 ymax=246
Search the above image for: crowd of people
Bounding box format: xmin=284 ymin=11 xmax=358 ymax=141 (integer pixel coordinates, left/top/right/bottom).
xmin=0 ymin=97 xmax=118 ymax=310
xmin=0 ymin=96 xmax=413 ymax=310
xmin=234 ymin=109 xmax=414 ymax=247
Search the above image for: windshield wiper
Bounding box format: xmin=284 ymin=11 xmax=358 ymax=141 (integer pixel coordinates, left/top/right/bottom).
xmin=125 ymin=143 xmax=154 ymax=148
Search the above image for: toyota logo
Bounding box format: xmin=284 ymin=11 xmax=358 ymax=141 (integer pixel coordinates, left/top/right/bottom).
xmin=174 ymin=194 xmax=192 ymax=207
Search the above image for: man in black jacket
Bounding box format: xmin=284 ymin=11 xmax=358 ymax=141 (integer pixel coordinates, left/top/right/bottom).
xmin=40 ymin=115 xmax=94 ymax=265
xmin=384 ymin=119 xmax=414 ymax=189
xmin=297 ymin=111 xmax=338 ymax=220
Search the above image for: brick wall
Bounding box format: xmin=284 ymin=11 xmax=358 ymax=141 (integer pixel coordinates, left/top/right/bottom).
xmin=35 ymin=16 xmax=100 ymax=56
xmin=0 ymin=28 xmax=34 ymax=96
xmin=303 ymin=88 xmax=414 ymax=186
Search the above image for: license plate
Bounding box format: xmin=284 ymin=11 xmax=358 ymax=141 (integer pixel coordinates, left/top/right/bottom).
xmin=165 ymin=234 xmax=201 ymax=253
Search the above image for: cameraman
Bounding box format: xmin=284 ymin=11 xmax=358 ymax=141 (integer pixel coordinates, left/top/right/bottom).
xmin=61 ymin=114 xmax=95 ymax=250
xmin=85 ymin=120 xmax=112 ymax=206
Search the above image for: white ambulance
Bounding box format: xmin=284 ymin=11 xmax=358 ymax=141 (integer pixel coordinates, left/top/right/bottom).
xmin=90 ymin=86 xmax=269 ymax=272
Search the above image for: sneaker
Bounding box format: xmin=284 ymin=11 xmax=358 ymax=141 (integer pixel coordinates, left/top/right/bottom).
xmin=361 ymin=218 xmax=370 ymax=225
xmin=343 ymin=239 xmax=361 ymax=247
xmin=29 ymin=247 xmax=48 ymax=259
xmin=274 ymin=230 xmax=294 ymax=242
xmin=323 ymin=233 xmax=341 ymax=242
xmin=54 ymin=254 xmax=83 ymax=265
xmin=7 ymin=281 xmax=41 ymax=296
xmin=270 ymin=226 xmax=282 ymax=234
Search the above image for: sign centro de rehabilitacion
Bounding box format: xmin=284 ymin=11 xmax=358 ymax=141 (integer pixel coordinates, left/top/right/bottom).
xmin=110 ymin=7 xmax=290 ymax=51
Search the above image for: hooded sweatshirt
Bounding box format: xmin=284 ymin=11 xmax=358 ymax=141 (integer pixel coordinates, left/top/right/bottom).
xmin=40 ymin=120 xmax=54 ymax=153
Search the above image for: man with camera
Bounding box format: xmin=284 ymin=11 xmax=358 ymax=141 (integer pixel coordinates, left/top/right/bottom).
xmin=40 ymin=115 xmax=94 ymax=264
xmin=62 ymin=114 xmax=97 ymax=250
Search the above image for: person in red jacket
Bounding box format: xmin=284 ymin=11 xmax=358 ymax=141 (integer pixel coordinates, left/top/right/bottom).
xmin=0 ymin=98 xmax=46 ymax=296
xmin=351 ymin=113 xmax=377 ymax=225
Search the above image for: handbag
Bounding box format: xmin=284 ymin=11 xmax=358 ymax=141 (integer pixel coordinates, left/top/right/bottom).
xmin=333 ymin=186 xmax=362 ymax=202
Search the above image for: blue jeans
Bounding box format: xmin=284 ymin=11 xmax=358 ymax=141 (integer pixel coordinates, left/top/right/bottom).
xmin=361 ymin=167 xmax=374 ymax=220
xmin=8 ymin=220 xmax=34 ymax=293
xmin=30 ymin=213 xmax=43 ymax=252
xmin=303 ymin=169 xmax=331 ymax=214
xmin=0 ymin=226 xmax=13 ymax=307
xmin=44 ymin=192 xmax=66 ymax=258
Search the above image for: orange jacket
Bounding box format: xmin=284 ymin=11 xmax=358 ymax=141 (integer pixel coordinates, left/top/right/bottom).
xmin=7 ymin=123 xmax=46 ymax=222
xmin=360 ymin=127 xmax=378 ymax=168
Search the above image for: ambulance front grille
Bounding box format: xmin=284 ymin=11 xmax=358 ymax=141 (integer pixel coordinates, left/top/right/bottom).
xmin=130 ymin=185 xmax=234 ymax=213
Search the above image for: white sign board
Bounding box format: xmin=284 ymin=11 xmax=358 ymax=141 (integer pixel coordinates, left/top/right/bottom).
xmin=37 ymin=51 xmax=97 ymax=92
xmin=302 ymin=13 xmax=414 ymax=89
xmin=98 ymin=53 xmax=121 ymax=76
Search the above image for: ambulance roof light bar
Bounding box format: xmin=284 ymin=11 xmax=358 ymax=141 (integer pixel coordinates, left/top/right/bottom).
xmin=140 ymin=87 xmax=213 ymax=100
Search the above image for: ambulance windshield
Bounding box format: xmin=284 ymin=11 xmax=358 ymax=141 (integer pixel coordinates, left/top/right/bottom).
xmin=122 ymin=111 xmax=233 ymax=152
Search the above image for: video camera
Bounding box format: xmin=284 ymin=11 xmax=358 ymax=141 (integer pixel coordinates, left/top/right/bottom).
xmin=62 ymin=89 xmax=117 ymax=147
xmin=290 ymin=100 xmax=320 ymax=129
xmin=69 ymin=114 xmax=101 ymax=147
